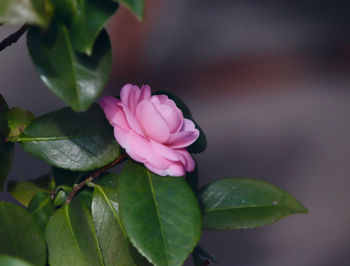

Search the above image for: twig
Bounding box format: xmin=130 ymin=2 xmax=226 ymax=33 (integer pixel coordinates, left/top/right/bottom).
xmin=65 ymin=154 xmax=127 ymax=203
xmin=0 ymin=24 xmax=28 ymax=52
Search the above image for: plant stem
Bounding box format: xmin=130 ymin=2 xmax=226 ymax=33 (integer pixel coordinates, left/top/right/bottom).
xmin=65 ymin=154 xmax=127 ymax=203
xmin=0 ymin=24 xmax=28 ymax=52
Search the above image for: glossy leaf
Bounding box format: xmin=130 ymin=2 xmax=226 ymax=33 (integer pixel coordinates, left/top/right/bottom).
xmin=187 ymin=120 xmax=207 ymax=154
xmin=0 ymin=0 xmax=52 ymax=26
xmin=192 ymin=245 xmax=217 ymax=266
xmin=118 ymin=161 xmax=202 ymax=266
xmin=0 ymin=255 xmax=34 ymax=266
xmin=68 ymin=0 xmax=119 ymax=54
xmin=28 ymin=191 xmax=55 ymax=230
xmin=6 ymin=107 xmax=35 ymax=142
xmin=51 ymin=166 xmax=87 ymax=187
xmin=27 ymin=23 xmax=112 ymax=111
xmin=7 ymin=174 xmax=52 ymax=207
xmin=20 ymin=104 xmax=121 ymax=171
xmin=154 ymin=90 xmax=207 ymax=154
xmin=92 ymin=172 xmax=149 ymax=265
xmin=186 ymin=159 xmax=198 ymax=192
xmin=46 ymin=198 xmax=104 ymax=266
xmin=199 ymin=178 xmax=308 ymax=230
xmin=0 ymin=95 xmax=14 ymax=191
xmin=0 ymin=202 xmax=47 ymax=266
xmin=115 ymin=0 xmax=145 ymax=20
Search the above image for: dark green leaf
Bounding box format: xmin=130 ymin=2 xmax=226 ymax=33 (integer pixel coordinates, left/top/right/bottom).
xmin=192 ymin=245 xmax=217 ymax=266
xmin=28 ymin=191 xmax=55 ymax=230
xmin=199 ymin=178 xmax=308 ymax=230
xmin=52 ymin=189 xmax=67 ymax=207
xmin=27 ymin=23 xmax=112 ymax=111
xmin=51 ymin=166 xmax=87 ymax=187
xmin=0 ymin=0 xmax=52 ymax=26
xmin=6 ymin=107 xmax=35 ymax=142
xmin=0 ymin=202 xmax=47 ymax=266
xmin=115 ymin=0 xmax=145 ymax=20
xmin=187 ymin=120 xmax=207 ymax=154
xmin=0 ymin=255 xmax=34 ymax=266
xmin=45 ymin=198 xmax=104 ymax=266
xmin=92 ymin=172 xmax=149 ymax=265
xmin=51 ymin=0 xmax=77 ymax=25
xmin=7 ymin=174 xmax=52 ymax=207
xmin=68 ymin=0 xmax=119 ymax=54
xmin=20 ymin=104 xmax=121 ymax=171
xmin=186 ymin=160 xmax=198 ymax=192
xmin=118 ymin=161 xmax=202 ymax=266
xmin=0 ymin=95 xmax=14 ymax=191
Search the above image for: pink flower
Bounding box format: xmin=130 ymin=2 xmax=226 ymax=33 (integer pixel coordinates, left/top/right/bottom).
xmin=100 ymin=84 xmax=199 ymax=177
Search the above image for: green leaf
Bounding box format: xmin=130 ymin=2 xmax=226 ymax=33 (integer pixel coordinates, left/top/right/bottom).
xmin=28 ymin=191 xmax=55 ymax=230
xmin=7 ymin=174 xmax=52 ymax=207
xmin=192 ymin=245 xmax=217 ymax=266
xmin=0 ymin=95 xmax=14 ymax=191
xmin=92 ymin=172 xmax=149 ymax=266
xmin=186 ymin=120 xmax=207 ymax=154
xmin=186 ymin=159 xmax=198 ymax=192
xmin=0 ymin=202 xmax=47 ymax=266
xmin=45 ymin=198 xmax=104 ymax=266
xmin=51 ymin=166 xmax=87 ymax=187
xmin=27 ymin=23 xmax=112 ymax=111
xmin=118 ymin=161 xmax=202 ymax=266
xmin=6 ymin=107 xmax=35 ymax=142
xmin=154 ymin=90 xmax=207 ymax=154
xmin=115 ymin=0 xmax=145 ymax=20
xmin=0 ymin=0 xmax=52 ymax=26
xmin=68 ymin=0 xmax=119 ymax=55
xmin=0 ymin=255 xmax=34 ymax=266
xmin=198 ymin=178 xmax=308 ymax=230
xmin=20 ymin=104 xmax=121 ymax=171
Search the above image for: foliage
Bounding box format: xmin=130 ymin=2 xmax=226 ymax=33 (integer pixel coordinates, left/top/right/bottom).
xmin=0 ymin=1 xmax=307 ymax=265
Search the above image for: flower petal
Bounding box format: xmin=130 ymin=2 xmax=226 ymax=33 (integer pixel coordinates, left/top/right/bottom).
xmin=140 ymin=84 xmax=151 ymax=101
xmin=167 ymin=130 xmax=199 ymax=149
xmin=126 ymin=131 xmax=152 ymax=162
xmin=120 ymin=104 xmax=145 ymax=137
xmin=120 ymin=84 xmax=141 ymax=114
xmin=135 ymin=100 xmax=170 ymax=143
xmin=113 ymin=126 xmax=129 ymax=149
xmin=177 ymin=149 xmax=196 ymax=172
xmin=151 ymin=95 xmax=184 ymax=133
xmin=150 ymin=140 xmax=181 ymax=161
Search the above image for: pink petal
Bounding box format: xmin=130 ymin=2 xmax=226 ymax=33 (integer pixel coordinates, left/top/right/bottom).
xmin=151 ymin=95 xmax=184 ymax=133
xmin=166 ymin=164 xmax=186 ymax=177
xmin=120 ymin=84 xmax=141 ymax=114
xmin=113 ymin=126 xmax=129 ymax=149
xmin=182 ymin=118 xmax=196 ymax=131
xmin=150 ymin=140 xmax=181 ymax=161
xmin=167 ymin=130 xmax=199 ymax=149
xmin=144 ymin=163 xmax=167 ymax=176
xmin=135 ymin=100 xmax=170 ymax=143
xmin=140 ymin=85 xmax=151 ymax=101
xmin=120 ymin=104 xmax=145 ymax=137
xmin=126 ymin=131 xmax=152 ymax=162
xmin=177 ymin=149 xmax=196 ymax=172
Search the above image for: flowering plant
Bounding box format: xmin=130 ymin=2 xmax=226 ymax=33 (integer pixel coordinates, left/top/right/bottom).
xmin=0 ymin=1 xmax=307 ymax=266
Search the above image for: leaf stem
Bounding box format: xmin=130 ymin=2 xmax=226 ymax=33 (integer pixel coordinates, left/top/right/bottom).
xmin=0 ymin=24 xmax=29 ymax=52
xmin=65 ymin=154 xmax=127 ymax=203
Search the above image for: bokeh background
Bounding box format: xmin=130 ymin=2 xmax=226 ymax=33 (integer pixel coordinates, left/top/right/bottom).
xmin=1 ymin=1 xmax=350 ymax=265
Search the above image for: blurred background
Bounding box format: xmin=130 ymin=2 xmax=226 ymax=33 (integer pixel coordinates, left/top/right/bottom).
xmin=1 ymin=0 xmax=350 ymax=265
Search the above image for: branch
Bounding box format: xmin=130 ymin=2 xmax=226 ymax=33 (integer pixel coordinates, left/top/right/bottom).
xmin=0 ymin=24 xmax=28 ymax=52
xmin=65 ymin=154 xmax=127 ymax=203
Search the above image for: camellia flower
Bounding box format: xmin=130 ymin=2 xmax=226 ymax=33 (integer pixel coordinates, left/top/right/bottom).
xmin=99 ymin=84 xmax=199 ymax=176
